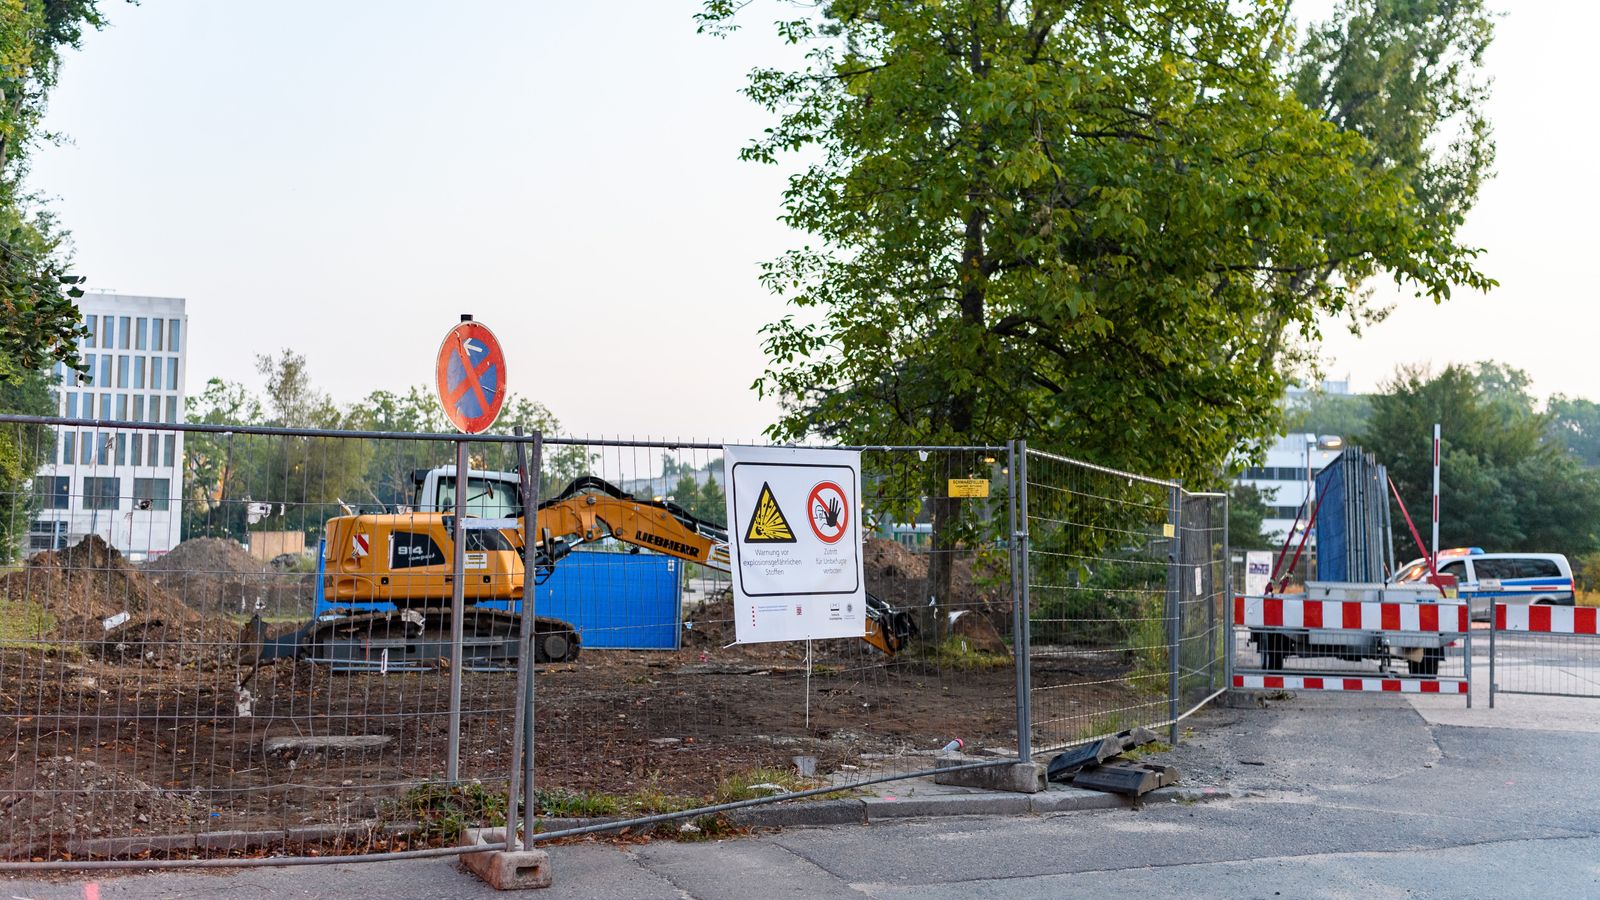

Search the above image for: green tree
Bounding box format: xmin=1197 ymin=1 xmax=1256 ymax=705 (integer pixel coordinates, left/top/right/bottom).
xmin=1 ymin=0 xmax=108 ymax=379
xmin=0 ymin=370 xmax=55 ymax=561
xmin=1228 ymin=482 xmax=1277 ymax=551
xmin=1284 ymin=390 xmax=1371 ymax=439
xmin=349 ymin=386 xmax=589 ymax=509
xmin=702 ymin=0 xmax=1493 ymax=600
xmin=1547 ymin=395 xmax=1600 ymax=469
xmin=1359 ymin=364 xmax=1600 ymax=559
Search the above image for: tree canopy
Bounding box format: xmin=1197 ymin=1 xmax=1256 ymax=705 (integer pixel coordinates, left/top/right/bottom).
xmin=0 ymin=0 xmax=106 ymax=381
xmin=703 ymin=0 xmax=1494 ymax=485
xmin=1359 ymin=363 xmax=1600 ymax=560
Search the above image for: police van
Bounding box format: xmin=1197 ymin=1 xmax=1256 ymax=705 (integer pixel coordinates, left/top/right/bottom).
xmin=1393 ymin=548 xmax=1575 ymax=621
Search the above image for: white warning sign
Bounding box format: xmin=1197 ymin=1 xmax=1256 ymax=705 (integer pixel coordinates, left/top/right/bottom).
xmin=724 ymin=445 xmax=865 ymax=643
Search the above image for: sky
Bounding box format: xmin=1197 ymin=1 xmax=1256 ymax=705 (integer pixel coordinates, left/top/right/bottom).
xmin=26 ymin=2 xmax=1600 ymax=441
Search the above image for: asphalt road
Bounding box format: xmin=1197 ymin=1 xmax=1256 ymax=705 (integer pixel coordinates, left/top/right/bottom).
xmin=8 ymin=644 xmax=1600 ymax=899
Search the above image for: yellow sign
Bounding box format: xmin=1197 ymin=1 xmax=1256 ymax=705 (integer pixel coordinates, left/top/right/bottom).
xmin=947 ymin=478 xmax=991 ymax=498
xmin=1162 ymin=523 xmax=1176 ymax=538
xmin=743 ymin=482 xmax=796 ymax=543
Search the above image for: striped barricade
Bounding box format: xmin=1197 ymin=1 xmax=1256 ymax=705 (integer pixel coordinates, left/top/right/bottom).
xmin=1489 ymin=603 xmax=1600 ymax=706
xmin=1229 ymin=595 xmax=1471 ymax=703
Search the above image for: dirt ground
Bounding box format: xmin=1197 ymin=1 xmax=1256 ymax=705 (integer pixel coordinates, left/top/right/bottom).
xmin=0 ymin=537 xmax=1142 ymax=860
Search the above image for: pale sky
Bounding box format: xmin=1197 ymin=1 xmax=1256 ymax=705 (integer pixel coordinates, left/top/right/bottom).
xmin=27 ymin=2 xmax=1598 ymax=440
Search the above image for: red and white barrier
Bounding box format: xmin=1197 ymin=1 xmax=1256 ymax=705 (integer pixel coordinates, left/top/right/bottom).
xmin=1233 ymin=596 xmax=1468 ymax=633
xmin=1494 ymin=605 xmax=1599 ymax=635
xmin=1232 ymin=674 xmax=1468 ymax=694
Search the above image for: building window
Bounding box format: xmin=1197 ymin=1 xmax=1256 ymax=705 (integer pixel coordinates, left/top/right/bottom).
xmin=33 ymin=476 xmax=69 ymax=509
xmin=133 ymin=356 xmax=145 ymax=389
xmin=116 ymin=355 xmax=129 ymax=388
xmin=135 ymin=317 xmax=148 ymax=350
xmin=131 ymin=432 xmax=143 ymax=466
xmin=132 ymin=477 xmax=170 ymax=511
xmin=80 ymin=432 xmax=92 ymax=465
xmin=168 ymin=319 xmax=181 ymax=353
xmin=118 ymin=316 xmax=130 ymax=349
xmin=132 ymin=395 xmax=144 ymax=422
xmin=151 ymin=358 xmax=163 ymax=390
xmin=98 ymin=355 xmax=111 ymax=387
xmin=84 ymin=476 xmax=120 ymax=510
xmin=65 ymin=392 xmax=78 ymax=418
xmin=28 ymin=520 xmax=68 ymax=552
xmin=166 ymin=362 xmax=178 ymax=390
xmin=163 ymin=396 xmax=175 ymax=423
xmin=99 ymin=392 xmax=111 ymax=418
xmin=84 ymin=315 xmax=97 ymax=348
xmin=163 ymin=434 xmax=176 ymax=467
xmin=115 ymin=394 xmax=127 ymax=420
xmin=152 ymin=321 xmax=163 ymax=351
xmin=147 ymin=434 xmax=159 ymax=466
xmin=62 ymin=432 xmax=75 ymax=464
xmin=115 ymin=433 xmax=127 ymax=466
xmin=95 ymin=432 xmax=110 ymax=466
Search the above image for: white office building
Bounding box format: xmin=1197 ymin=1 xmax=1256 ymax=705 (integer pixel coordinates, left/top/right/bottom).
xmin=31 ymin=293 xmax=188 ymax=559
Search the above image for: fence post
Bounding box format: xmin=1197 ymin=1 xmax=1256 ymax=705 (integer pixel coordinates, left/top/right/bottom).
xmin=1489 ymin=604 xmax=1496 ymax=709
xmin=447 ymin=438 xmax=469 ymax=783
xmin=1012 ymin=440 xmax=1033 ymax=761
xmin=1167 ymin=485 xmax=1182 ymax=745
xmin=1222 ymin=493 xmax=1234 ymax=693
xmin=507 ymin=429 xmax=542 ymax=849
xmin=1217 ymin=491 xmax=1228 ymax=692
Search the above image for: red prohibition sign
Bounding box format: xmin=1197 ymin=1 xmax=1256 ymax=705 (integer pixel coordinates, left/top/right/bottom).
xmin=808 ymin=481 xmax=849 ymax=544
xmin=435 ymin=320 xmax=507 ymax=434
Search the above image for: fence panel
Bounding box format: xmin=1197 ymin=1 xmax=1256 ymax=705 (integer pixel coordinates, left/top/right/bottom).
xmin=1490 ymin=604 xmax=1600 ymax=704
xmin=1021 ymin=449 xmax=1225 ymax=752
xmin=0 ymin=419 xmax=530 ymax=863
xmin=524 ymin=441 xmax=1021 ymax=842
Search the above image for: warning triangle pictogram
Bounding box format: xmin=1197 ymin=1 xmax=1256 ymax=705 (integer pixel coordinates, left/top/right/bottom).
xmin=744 ymin=482 xmax=797 ymax=543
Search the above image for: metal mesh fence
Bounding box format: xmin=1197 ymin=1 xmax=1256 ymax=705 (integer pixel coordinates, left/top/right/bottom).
xmin=525 ymin=440 xmax=1020 ymax=838
xmin=0 ymin=417 xmax=1032 ymax=863
xmin=1020 ymin=448 xmax=1225 ymax=751
xmin=1490 ymin=606 xmax=1600 ymax=701
xmin=0 ymin=420 xmax=531 ymax=862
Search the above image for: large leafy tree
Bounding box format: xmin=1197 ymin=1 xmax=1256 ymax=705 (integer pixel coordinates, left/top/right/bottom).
xmin=703 ymin=0 xmax=1493 ymax=599
xmin=1 ymin=0 xmax=106 ymax=379
xmin=1359 ymin=364 xmax=1600 ymax=560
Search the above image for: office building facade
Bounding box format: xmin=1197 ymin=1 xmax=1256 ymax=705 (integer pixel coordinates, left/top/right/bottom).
xmin=31 ymin=293 xmax=188 ymax=559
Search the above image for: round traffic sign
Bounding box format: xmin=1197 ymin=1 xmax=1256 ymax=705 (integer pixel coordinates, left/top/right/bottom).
xmin=435 ymin=319 xmax=507 ymax=434
xmin=807 ymin=480 xmax=849 ymax=544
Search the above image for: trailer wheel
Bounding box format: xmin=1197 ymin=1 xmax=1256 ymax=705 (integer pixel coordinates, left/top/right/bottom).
xmin=1409 ymin=647 xmax=1443 ymax=677
xmin=1259 ymin=634 xmax=1288 ymax=671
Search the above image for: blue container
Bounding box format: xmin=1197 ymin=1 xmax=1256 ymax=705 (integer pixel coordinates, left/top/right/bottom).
xmin=314 ymin=547 xmax=682 ymax=651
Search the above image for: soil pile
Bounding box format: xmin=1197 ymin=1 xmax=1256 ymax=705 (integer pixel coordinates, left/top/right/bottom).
xmin=0 ymin=756 xmax=206 ymax=857
xmin=144 ymin=537 xmax=312 ymax=617
xmin=862 ymin=538 xmax=1009 ymax=611
xmin=0 ymin=536 xmax=235 ymax=667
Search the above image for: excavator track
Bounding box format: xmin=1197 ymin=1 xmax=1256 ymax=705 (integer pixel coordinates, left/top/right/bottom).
xmin=245 ymin=606 xmax=581 ymax=674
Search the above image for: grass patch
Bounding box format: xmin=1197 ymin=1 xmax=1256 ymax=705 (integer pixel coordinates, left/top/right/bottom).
xmin=712 ymin=767 xmax=812 ymax=804
xmin=0 ymin=598 xmax=55 ymax=649
xmin=1118 ymin=740 xmax=1173 ymax=761
xmin=915 ymin=635 xmax=1013 ymax=671
xmin=1578 ymin=590 xmax=1600 ymax=608
xmin=532 ymin=787 xmax=621 ymax=818
xmin=387 ymin=782 xmax=507 ymax=842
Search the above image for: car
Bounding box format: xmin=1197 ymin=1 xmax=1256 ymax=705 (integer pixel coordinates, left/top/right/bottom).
xmin=1392 ymin=548 xmax=1575 ymax=621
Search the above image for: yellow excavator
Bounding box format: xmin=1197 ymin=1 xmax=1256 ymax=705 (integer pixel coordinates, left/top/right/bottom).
xmin=245 ymin=472 xmax=915 ymax=671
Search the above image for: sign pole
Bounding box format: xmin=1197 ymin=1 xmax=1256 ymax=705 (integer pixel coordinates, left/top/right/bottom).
xmin=1431 ymin=423 xmax=1441 ymax=567
xmin=447 ymin=437 xmax=469 ymax=783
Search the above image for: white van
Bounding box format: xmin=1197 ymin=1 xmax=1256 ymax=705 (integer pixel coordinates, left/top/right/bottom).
xmin=1393 ymin=549 xmax=1575 ymax=620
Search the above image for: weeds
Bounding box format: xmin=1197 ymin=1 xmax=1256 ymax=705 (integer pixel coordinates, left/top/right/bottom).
xmin=386 ymin=782 xmax=506 ymax=841
xmin=915 ymin=635 xmax=1012 ymax=670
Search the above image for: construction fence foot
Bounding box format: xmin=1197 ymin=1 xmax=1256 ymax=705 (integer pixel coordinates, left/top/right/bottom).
xmin=459 ymin=828 xmax=552 ymax=891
